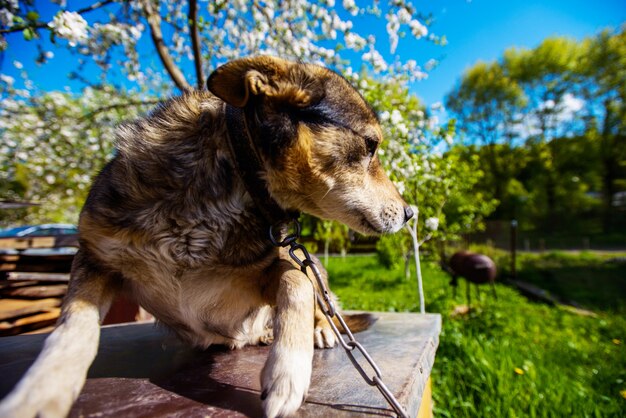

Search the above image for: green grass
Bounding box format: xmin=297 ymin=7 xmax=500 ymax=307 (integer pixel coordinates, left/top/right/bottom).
xmin=325 ymin=255 xmax=626 ymax=417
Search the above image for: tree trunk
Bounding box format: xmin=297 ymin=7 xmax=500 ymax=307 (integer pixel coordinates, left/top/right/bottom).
xmin=324 ymin=237 xmax=330 ymax=267
xmin=600 ymin=100 xmax=619 ymax=232
xmin=404 ymin=250 xmax=411 ymax=280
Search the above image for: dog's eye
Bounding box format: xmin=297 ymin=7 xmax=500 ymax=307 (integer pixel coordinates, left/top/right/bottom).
xmin=364 ymin=137 xmax=378 ymax=156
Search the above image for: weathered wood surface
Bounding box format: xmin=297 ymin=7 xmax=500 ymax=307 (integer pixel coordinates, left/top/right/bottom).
xmin=0 ymin=312 xmax=441 ymax=417
xmin=0 ymin=298 xmax=61 ymax=321
xmin=0 ymin=308 xmax=61 ymax=336
xmin=1 ymin=284 xmax=67 ymax=298
xmin=5 ymin=272 xmax=70 ymax=282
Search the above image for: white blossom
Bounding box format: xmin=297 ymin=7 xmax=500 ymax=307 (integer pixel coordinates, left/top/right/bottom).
xmin=430 ymin=102 xmax=443 ymax=111
xmin=424 ymin=58 xmax=438 ymax=70
xmin=409 ymin=19 xmax=428 ymax=38
xmin=390 ymin=109 xmax=403 ymax=125
xmin=344 ymin=32 xmax=367 ymax=50
xmin=425 ymin=217 xmax=440 ymax=231
xmin=0 ymin=74 xmax=15 ymax=85
xmin=362 ymin=48 xmax=388 ymax=72
xmin=49 ymin=11 xmax=89 ymax=47
xmin=343 ymin=0 xmax=359 ymax=15
xmin=0 ymin=9 xmax=14 ymax=27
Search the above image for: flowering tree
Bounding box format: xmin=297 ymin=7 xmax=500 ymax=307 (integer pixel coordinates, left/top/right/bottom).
xmin=358 ymin=75 xmax=496 ymax=311
xmin=1 ymin=0 xmax=447 ymax=224
xmin=1 ymin=0 xmax=444 ymax=92
xmin=0 ymin=84 xmax=157 ymax=223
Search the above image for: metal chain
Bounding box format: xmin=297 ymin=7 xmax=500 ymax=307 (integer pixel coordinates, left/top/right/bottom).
xmin=270 ymin=220 xmax=409 ymax=418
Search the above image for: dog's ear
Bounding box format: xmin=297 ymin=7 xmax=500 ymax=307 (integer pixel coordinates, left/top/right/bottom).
xmin=207 ymin=56 xmax=324 ymax=108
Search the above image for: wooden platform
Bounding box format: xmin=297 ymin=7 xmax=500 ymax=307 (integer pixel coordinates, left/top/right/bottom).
xmin=0 ymin=312 xmax=441 ymax=417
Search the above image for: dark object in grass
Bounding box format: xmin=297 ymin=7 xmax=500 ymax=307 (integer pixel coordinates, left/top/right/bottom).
xmin=442 ymin=251 xmax=497 ymax=306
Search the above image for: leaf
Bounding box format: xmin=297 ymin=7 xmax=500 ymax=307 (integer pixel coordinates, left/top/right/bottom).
xmin=26 ymin=11 xmax=39 ymax=22
xmin=23 ymin=27 xmax=35 ymax=41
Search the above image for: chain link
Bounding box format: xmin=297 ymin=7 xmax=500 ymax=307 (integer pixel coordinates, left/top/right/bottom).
xmin=269 ymin=221 xmax=410 ymax=418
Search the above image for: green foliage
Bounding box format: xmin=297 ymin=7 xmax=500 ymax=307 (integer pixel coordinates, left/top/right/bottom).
xmin=446 ymin=27 xmax=626 ymax=235
xmin=446 ymin=60 xmax=525 ymax=145
xmin=325 ymin=254 xmax=626 ymax=417
xmin=313 ymin=220 xmax=351 ymax=254
xmin=375 ymin=234 xmax=407 ymax=270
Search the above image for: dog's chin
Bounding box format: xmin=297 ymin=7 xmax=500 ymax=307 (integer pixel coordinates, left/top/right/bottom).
xmin=353 ymin=216 xmax=383 ymax=236
xmin=338 ymin=214 xmax=390 ymax=236
xmin=302 ymin=205 xmax=404 ymax=236
xmin=350 ymin=214 xmax=408 ymax=236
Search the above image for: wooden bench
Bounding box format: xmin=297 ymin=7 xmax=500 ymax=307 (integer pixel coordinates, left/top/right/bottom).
xmin=0 ymin=312 xmax=441 ymax=417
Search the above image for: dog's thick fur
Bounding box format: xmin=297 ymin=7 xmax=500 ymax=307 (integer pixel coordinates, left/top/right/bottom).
xmin=0 ymin=56 xmax=411 ymax=418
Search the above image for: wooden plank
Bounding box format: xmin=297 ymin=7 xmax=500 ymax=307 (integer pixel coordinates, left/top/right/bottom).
xmin=0 ymin=298 xmax=62 ymax=321
xmin=0 ymin=237 xmax=56 ymax=250
xmin=6 ymin=273 xmax=70 ymax=282
xmin=0 ymin=280 xmax=38 ymax=289
xmin=0 ymin=308 xmax=61 ymax=336
xmin=0 ymin=254 xmax=19 ymax=262
xmin=2 ymin=284 xmax=67 ymax=298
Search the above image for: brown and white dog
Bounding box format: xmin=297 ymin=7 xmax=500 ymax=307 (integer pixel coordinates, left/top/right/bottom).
xmin=0 ymin=56 xmax=412 ymax=418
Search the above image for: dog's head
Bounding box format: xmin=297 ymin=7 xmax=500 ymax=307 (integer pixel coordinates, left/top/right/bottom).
xmin=208 ymin=56 xmax=413 ymax=235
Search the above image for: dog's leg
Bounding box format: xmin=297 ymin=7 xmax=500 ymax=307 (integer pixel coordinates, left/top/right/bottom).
xmin=261 ymin=260 xmax=314 ymax=418
xmin=314 ymin=309 xmax=337 ymax=349
xmin=0 ymin=250 xmax=119 ymax=418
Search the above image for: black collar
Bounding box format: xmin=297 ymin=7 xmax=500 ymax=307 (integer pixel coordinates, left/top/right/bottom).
xmin=224 ymin=104 xmax=298 ymax=228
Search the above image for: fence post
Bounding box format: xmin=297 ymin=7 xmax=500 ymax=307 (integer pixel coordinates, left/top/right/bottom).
xmin=510 ymin=220 xmax=517 ymax=281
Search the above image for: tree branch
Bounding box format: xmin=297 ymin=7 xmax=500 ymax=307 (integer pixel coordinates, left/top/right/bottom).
xmin=0 ymin=0 xmax=116 ymax=35
xmin=74 ymin=0 xmax=117 ymax=16
xmin=141 ymin=0 xmax=191 ymax=92
xmin=79 ymin=99 xmax=162 ymax=121
xmin=188 ymin=0 xmax=204 ymax=90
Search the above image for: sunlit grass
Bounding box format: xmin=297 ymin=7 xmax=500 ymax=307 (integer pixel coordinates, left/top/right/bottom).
xmin=325 ymin=255 xmax=626 ymax=417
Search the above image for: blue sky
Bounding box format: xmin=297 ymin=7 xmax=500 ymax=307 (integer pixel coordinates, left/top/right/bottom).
xmin=406 ymin=0 xmax=625 ymax=104
xmin=1 ymin=0 xmax=625 ymax=106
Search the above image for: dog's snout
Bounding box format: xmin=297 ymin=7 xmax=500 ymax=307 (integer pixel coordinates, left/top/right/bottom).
xmin=403 ymin=206 xmax=414 ymax=222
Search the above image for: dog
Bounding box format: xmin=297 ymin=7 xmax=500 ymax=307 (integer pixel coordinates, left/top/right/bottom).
xmin=0 ymin=56 xmax=413 ymax=418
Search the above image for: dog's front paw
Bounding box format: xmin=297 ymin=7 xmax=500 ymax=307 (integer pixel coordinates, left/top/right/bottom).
xmin=314 ymin=322 xmax=337 ymax=348
xmin=261 ymin=350 xmax=312 ymax=418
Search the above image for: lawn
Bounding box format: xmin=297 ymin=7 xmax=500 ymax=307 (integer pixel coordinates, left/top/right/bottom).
xmin=325 ymin=254 xmax=626 ymax=417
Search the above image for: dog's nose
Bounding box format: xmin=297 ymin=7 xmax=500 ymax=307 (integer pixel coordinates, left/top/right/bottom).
xmin=404 ymin=206 xmax=414 ymax=222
